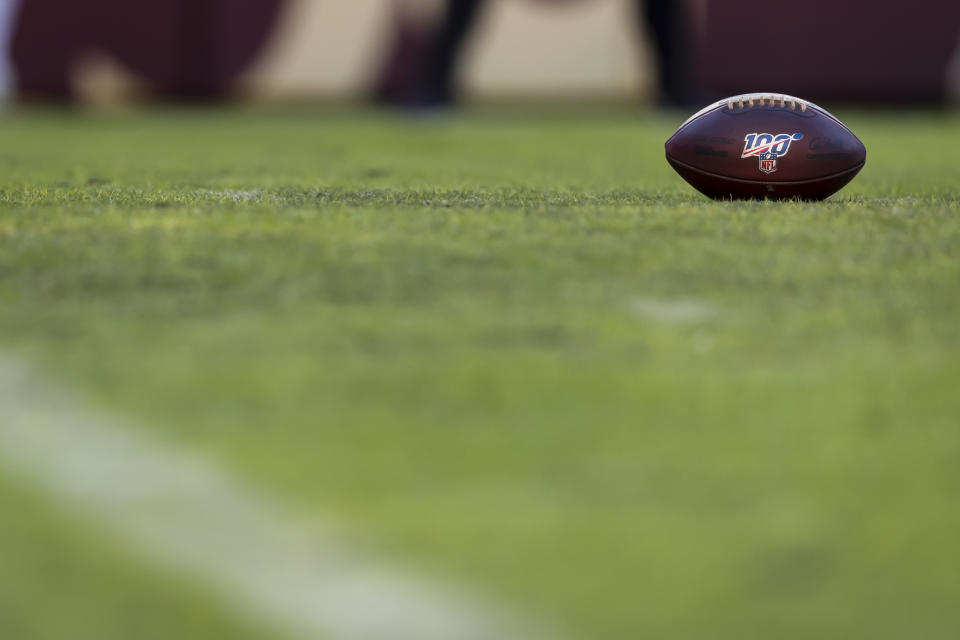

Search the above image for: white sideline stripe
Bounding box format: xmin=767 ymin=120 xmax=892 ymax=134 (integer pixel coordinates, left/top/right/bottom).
xmin=0 ymin=357 xmax=540 ymax=640
xmin=630 ymin=297 xmax=717 ymax=324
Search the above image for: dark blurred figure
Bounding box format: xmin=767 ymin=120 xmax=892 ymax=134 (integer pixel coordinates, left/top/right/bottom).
xmin=374 ymin=0 xmax=696 ymax=109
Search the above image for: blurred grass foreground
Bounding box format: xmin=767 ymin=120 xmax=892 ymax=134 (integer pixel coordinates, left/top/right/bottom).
xmin=0 ymin=107 xmax=959 ymax=640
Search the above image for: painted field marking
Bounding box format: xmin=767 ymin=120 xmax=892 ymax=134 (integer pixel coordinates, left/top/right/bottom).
xmin=630 ymin=297 xmax=717 ymax=324
xmin=0 ymin=356 xmax=544 ymax=640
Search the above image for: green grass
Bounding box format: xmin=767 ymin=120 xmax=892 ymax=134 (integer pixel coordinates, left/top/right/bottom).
xmin=0 ymin=471 xmax=274 ymax=640
xmin=1 ymin=105 xmax=959 ymax=639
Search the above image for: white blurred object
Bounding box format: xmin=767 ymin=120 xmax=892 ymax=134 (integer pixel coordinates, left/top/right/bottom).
xmin=464 ymin=0 xmax=649 ymax=99
xmin=0 ymin=356 xmax=545 ymax=640
xmin=0 ymin=0 xmax=21 ymax=101
xmin=238 ymin=0 xmax=654 ymax=101
xmin=241 ymin=0 xmax=390 ymax=98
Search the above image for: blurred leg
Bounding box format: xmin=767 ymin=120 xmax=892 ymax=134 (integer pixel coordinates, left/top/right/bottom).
xmin=637 ymin=0 xmax=694 ymax=107
xmin=372 ymin=1 xmax=432 ymax=105
xmin=417 ymin=0 xmax=487 ymax=106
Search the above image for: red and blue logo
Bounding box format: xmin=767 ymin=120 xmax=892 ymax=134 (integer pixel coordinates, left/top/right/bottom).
xmin=742 ymin=132 xmax=804 ymax=173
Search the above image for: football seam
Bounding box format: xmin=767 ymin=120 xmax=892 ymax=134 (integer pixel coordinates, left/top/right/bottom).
xmin=675 ymin=105 xmax=824 ymax=132
xmin=665 ymin=155 xmax=865 ymax=186
xmin=672 ymin=101 xmax=851 ymax=134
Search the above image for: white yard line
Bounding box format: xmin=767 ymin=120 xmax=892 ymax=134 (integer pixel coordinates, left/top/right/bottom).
xmin=0 ymin=356 xmax=541 ymax=640
xmin=630 ymin=297 xmax=717 ymax=324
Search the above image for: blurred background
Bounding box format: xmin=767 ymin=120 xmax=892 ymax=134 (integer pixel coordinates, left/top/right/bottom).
xmin=2 ymin=0 xmax=959 ymax=108
xmin=3 ymin=3 xmax=960 ymax=640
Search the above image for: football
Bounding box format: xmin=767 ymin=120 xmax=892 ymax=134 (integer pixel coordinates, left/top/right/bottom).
xmin=665 ymin=93 xmax=866 ymax=200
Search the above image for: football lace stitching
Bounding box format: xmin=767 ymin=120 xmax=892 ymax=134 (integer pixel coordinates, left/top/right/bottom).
xmin=726 ymin=94 xmax=805 ymax=111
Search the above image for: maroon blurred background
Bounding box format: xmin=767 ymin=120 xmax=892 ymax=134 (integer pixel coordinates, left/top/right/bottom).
xmin=8 ymin=0 xmax=960 ymax=104
xmin=12 ymin=0 xmax=286 ymax=100
xmin=695 ymin=0 xmax=960 ymax=104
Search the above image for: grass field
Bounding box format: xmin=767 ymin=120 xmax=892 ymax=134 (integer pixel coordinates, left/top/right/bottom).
xmin=1 ymin=105 xmax=959 ymax=640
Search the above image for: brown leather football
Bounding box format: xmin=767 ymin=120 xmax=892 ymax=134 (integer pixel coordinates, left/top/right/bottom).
xmin=665 ymin=93 xmax=866 ymax=200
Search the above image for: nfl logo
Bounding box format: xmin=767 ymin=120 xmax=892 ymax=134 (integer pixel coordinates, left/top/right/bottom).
xmin=759 ymin=152 xmax=778 ymax=173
